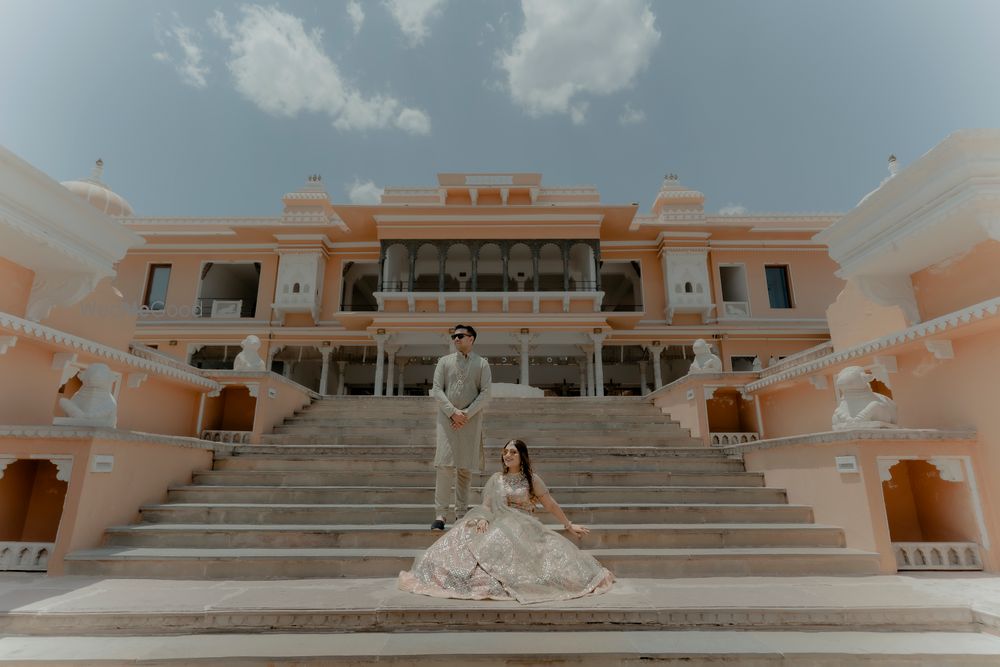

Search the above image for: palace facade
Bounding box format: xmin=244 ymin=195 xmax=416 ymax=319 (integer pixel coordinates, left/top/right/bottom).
xmin=115 ymin=170 xmax=842 ymax=398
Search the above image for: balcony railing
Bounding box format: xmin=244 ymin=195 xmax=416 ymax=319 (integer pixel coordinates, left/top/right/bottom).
xmin=196 ymin=298 xmax=256 ymax=319
xmin=721 ymin=301 xmax=750 ymax=318
xmin=379 ymin=280 xmax=600 ymax=293
xmin=370 ymin=289 xmax=605 ymax=314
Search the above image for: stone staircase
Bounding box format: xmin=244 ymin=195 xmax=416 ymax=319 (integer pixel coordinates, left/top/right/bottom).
xmin=17 ymin=396 xmax=1000 ymax=664
xmin=65 ymin=396 xmax=881 ymax=579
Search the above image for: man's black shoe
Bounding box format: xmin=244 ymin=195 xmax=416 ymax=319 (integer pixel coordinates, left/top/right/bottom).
xmin=430 ymin=519 xmax=446 ymax=531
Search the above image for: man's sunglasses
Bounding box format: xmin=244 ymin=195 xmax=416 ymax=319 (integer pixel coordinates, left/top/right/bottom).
xmin=450 ymin=333 xmax=470 ymax=340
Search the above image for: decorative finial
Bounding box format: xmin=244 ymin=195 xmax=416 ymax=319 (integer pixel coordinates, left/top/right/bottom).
xmin=663 ymin=173 xmax=678 ymax=183
xmin=89 ymin=158 xmax=105 ymax=182
xmin=887 ymin=154 xmax=897 ymax=177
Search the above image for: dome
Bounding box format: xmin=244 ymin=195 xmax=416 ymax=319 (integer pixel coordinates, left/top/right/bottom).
xmin=61 ymin=159 xmax=134 ymax=217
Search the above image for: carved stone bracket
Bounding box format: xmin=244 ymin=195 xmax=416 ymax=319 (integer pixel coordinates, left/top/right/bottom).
xmin=30 ymin=454 xmax=73 ymax=482
xmin=0 ymin=456 xmax=15 ymax=480
xmin=856 ymin=274 xmax=920 ymax=326
xmin=929 ymin=457 xmax=965 ymax=482
xmin=26 ymin=271 xmax=102 ymax=322
xmin=246 ymin=383 xmax=260 ymax=398
xmin=925 ymin=340 xmax=955 ymax=360
xmin=878 ymin=457 xmax=901 ymax=482
xmin=0 ymin=336 xmax=17 ymax=355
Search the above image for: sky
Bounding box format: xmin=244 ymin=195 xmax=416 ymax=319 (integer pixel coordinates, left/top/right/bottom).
xmin=2 ymin=0 xmax=999 ymax=218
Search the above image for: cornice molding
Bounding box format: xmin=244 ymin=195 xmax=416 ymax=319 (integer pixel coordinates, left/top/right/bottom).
xmin=0 ymin=425 xmax=233 ymax=453
xmin=745 ymin=296 xmax=1000 ymax=392
xmin=0 ymin=312 xmax=220 ymax=391
xmin=720 ymin=428 xmax=977 ymax=456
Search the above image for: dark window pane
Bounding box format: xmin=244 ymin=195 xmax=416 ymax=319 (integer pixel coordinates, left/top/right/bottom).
xmin=765 ymin=265 xmax=792 ymax=308
xmin=144 ymin=265 xmax=171 ymax=310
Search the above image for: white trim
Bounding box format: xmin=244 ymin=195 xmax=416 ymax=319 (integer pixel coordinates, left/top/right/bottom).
xmin=708 ymin=246 xmax=830 ymax=253
xmin=0 ymin=311 xmax=220 ymax=391
xmin=373 ymin=214 xmax=604 ymax=223
xmin=137 ymin=231 xmax=238 ymax=237
xmin=128 ymin=244 xmax=278 ymax=252
xmin=746 ymin=296 xmax=1000 ymax=392
xmin=600 ymin=240 xmax=658 ymax=247
xmin=124 ymin=217 xmax=280 ymax=226
xmin=327 ymin=241 xmax=381 ymax=249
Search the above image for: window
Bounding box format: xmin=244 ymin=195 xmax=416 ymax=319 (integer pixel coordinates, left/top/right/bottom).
xmin=765 ymin=265 xmax=793 ymax=309
xmin=730 ymin=356 xmax=757 ymax=372
xmin=719 ymin=265 xmax=749 ymax=302
xmin=143 ymin=264 xmax=171 ymax=310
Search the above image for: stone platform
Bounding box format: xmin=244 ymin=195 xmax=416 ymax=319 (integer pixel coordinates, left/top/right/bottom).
xmin=1 ymin=573 xmax=999 ymax=664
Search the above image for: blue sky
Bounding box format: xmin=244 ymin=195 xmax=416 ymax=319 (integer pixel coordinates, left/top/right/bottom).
xmin=2 ymin=0 xmax=999 ymax=217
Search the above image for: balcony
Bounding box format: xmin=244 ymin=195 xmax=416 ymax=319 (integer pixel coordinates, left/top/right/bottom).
xmin=373 ymin=288 xmax=605 ymax=314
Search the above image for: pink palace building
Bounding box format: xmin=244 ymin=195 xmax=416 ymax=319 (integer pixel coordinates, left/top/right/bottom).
xmin=0 ymin=129 xmax=998 ymax=578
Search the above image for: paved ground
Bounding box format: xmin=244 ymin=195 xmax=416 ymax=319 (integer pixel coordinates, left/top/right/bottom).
xmin=0 ymin=572 xmax=998 ymax=620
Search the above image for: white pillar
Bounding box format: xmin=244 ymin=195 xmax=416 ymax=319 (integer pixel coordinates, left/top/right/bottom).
xmin=373 ymin=334 xmax=387 ymax=396
xmin=397 ymin=359 xmax=406 ymax=396
xmin=586 ymin=350 xmax=595 ymax=397
xmin=336 ymin=360 xmax=347 ymax=396
xmin=638 ymin=360 xmax=649 ymax=396
xmin=590 ymin=332 xmax=606 ymax=397
xmin=645 ymin=345 xmax=664 ymax=390
xmin=318 ymin=347 xmax=333 ymax=395
xmin=282 ymin=361 xmax=294 ymax=379
xmin=518 ymin=333 xmax=531 ymax=386
xmin=385 ymin=345 xmax=398 ymax=396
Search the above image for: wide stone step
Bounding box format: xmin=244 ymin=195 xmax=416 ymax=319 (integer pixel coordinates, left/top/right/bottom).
xmin=137 ymin=503 xmax=815 ymax=525
xmin=281 ymin=418 xmax=682 ymax=431
xmin=213 ymin=455 xmax=746 ymax=473
xmin=241 ymin=444 xmax=716 ymax=458
xmin=7 ymin=630 xmax=999 ymax=665
xmin=191 ymin=469 xmax=766 ymax=487
xmin=260 ymin=432 xmax=698 ymax=447
xmin=63 ymin=546 xmax=880 ymax=578
xmin=166 ymin=485 xmax=788 ymax=505
xmin=103 ymin=523 xmax=847 ymax=549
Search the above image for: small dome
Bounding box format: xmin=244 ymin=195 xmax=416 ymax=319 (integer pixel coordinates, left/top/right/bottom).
xmin=61 ymin=159 xmax=134 ymax=217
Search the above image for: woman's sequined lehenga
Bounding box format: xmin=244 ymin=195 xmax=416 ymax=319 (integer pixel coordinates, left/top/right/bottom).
xmin=398 ymin=472 xmax=614 ymax=604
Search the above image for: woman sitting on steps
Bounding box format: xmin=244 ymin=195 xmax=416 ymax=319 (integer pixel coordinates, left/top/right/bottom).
xmin=398 ymin=439 xmax=614 ymax=604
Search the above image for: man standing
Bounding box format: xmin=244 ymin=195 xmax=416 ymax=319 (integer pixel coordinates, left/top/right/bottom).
xmin=430 ymin=324 xmax=492 ymax=530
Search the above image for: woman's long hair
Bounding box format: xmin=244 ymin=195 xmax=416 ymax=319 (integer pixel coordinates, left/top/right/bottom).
xmin=501 ymin=439 xmax=535 ymax=499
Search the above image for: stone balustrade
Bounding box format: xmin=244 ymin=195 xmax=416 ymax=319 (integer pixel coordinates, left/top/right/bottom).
xmin=893 ymin=542 xmax=982 ymax=571
xmin=201 ymin=430 xmax=253 ymax=444
xmin=0 ymin=541 xmax=53 ymax=571
xmin=710 ymin=432 xmax=761 ymax=447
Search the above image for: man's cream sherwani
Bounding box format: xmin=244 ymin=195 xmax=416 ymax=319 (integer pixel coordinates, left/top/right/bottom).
xmin=431 ymin=351 xmax=492 ymax=470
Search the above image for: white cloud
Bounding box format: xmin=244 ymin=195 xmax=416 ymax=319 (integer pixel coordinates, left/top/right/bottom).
xmin=718 ymin=204 xmax=748 ymax=216
xmin=346 ymin=0 xmax=365 ymax=35
xmin=500 ymin=0 xmax=660 ymax=123
xmin=619 ymin=103 xmax=645 ymax=126
xmin=211 ymin=5 xmax=430 ymax=134
xmin=348 ymin=179 xmax=384 ymax=204
xmin=395 ymin=107 xmax=432 ymax=135
xmin=153 ymin=21 xmax=210 ymax=88
xmin=383 ymin=0 xmax=447 ymax=47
